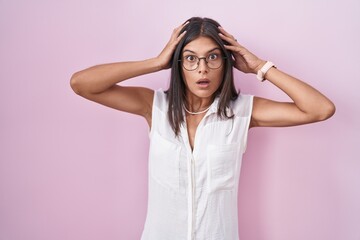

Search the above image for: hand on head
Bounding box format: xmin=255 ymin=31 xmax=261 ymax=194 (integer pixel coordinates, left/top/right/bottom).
xmin=158 ymin=19 xmax=266 ymax=74
xmin=156 ymin=22 xmax=188 ymax=70
xmin=218 ymin=26 xmax=265 ymax=74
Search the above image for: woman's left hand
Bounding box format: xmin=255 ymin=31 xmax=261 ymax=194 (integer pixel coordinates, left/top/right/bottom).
xmin=218 ymin=26 xmax=265 ymax=74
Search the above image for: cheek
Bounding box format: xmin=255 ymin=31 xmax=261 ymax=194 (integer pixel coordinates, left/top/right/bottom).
xmin=214 ymin=69 xmax=224 ymax=86
xmin=182 ymin=71 xmax=195 ymax=86
xmin=180 ymin=69 xmax=189 ymax=85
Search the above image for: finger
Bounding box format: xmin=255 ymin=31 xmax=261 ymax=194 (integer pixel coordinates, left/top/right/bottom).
xmin=175 ymin=30 xmax=187 ymax=42
xmin=218 ymin=26 xmax=237 ymax=41
xmin=170 ymin=21 xmax=189 ymax=42
xmin=223 ymin=45 xmax=238 ymax=51
xmin=180 ymin=20 xmax=189 ymax=28
xmin=219 ymin=33 xmax=242 ymax=47
xmin=218 ymin=27 xmax=241 ymax=45
xmin=174 ymin=21 xmax=189 ymax=35
xmin=219 ymin=33 xmax=246 ymax=49
xmin=223 ymin=44 xmax=248 ymax=55
xmin=218 ymin=26 xmax=231 ymax=37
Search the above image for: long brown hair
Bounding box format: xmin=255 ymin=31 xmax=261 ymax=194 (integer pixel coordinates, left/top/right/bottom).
xmin=166 ymin=17 xmax=238 ymax=136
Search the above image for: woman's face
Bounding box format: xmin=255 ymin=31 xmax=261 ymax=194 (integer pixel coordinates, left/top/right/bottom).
xmin=181 ymin=36 xmax=224 ymax=100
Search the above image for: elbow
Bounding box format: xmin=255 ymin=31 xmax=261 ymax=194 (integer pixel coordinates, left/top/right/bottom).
xmin=70 ymin=72 xmax=83 ymax=95
xmin=315 ymin=101 xmax=336 ymax=122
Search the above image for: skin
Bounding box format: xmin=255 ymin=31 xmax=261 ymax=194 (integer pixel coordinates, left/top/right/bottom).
xmin=181 ymin=37 xmax=224 ymax=104
xmin=180 ymin=36 xmax=226 ymax=147
xmin=70 ymin=22 xmax=336 ymax=150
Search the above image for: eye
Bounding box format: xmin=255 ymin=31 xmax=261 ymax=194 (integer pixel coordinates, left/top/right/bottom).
xmin=208 ymin=53 xmax=219 ymax=61
xmin=185 ymin=55 xmax=197 ymax=62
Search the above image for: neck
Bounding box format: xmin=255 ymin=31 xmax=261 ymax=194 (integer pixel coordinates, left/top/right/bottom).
xmin=185 ymin=93 xmax=214 ymax=113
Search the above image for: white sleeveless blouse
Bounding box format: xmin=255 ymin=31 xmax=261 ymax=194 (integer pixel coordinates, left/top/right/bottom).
xmin=141 ymin=89 xmax=253 ymax=240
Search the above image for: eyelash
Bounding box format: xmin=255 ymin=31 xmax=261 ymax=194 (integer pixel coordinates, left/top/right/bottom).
xmin=184 ymin=53 xmax=220 ymax=60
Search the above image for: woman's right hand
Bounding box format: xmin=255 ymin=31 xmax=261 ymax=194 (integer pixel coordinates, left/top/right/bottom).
xmin=156 ymin=22 xmax=188 ymax=70
xmin=70 ymin=22 xmax=189 ymax=127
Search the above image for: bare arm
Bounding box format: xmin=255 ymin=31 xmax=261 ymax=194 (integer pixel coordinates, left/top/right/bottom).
xmin=70 ymin=59 xmax=160 ymax=124
xmin=250 ymin=68 xmax=335 ymax=127
xmin=218 ymin=27 xmax=335 ymax=128
xmin=70 ymin=22 xmax=188 ymax=126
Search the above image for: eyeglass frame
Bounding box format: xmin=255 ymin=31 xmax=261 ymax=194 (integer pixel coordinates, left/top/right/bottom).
xmin=178 ymin=54 xmax=227 ymax=71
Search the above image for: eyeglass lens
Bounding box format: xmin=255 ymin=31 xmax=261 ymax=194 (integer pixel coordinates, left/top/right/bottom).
xmin=182 ymin=53 xmax=223 ymax=71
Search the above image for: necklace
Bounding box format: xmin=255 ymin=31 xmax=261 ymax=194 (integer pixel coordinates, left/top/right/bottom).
xmin=184 ymin=105 xmax=212 ymax=115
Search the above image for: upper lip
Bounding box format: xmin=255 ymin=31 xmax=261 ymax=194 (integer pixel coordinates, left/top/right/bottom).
xmin=196 ymin=78 xmax=210 ymax=84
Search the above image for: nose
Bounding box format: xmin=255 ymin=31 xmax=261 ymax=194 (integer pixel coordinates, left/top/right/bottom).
xmin=197 ymin=58 xmax=209 ymax=73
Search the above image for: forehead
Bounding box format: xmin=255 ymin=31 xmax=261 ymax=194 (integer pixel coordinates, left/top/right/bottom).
xmin=183 ymin=36 xmax=220 ymax=54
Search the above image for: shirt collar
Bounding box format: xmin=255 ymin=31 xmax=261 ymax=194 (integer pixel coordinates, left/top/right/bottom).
xmin=206 ymin=96 xmax=220 ymax=116
xmin=206 ymin=96 xmax=234 ymax=118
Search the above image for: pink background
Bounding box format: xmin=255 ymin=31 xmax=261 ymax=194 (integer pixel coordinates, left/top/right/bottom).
xmin=1 ymin=0 xmax=359 ymax=239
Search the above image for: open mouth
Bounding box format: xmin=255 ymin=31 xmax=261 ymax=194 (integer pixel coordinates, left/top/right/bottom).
xmin=196 ymin=79 xmax=210 ymax=86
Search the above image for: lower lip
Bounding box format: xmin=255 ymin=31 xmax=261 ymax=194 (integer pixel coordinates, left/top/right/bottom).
xmin=197 ymin=82 xmax=210 ymax=88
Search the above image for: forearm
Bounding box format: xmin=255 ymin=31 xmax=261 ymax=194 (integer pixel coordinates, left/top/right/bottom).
xmin=219 ymin=27 xmax=335 ymax=125
xmin=264 ymin=67 xmax=335 ymax=120
xmin=70 ymin=57 xmax=161 ymax=95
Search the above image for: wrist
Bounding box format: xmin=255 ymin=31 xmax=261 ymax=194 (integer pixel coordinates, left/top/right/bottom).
xmin=256 ymin=61 xmax=276 ymax=81
xmin=253 ymin=60 xmax=266 ymax=74
xmin=151 ymin=57 xmax=166 ymax=71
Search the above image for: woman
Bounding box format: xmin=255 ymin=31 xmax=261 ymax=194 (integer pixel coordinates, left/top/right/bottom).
xmin=70 ymin=17 xmax=335 ymax=240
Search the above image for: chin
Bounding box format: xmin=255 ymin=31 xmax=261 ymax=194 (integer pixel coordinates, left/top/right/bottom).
xmin=187 ymin=88 xmax=218 ymax=99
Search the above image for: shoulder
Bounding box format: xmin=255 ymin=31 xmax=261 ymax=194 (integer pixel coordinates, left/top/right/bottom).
xmin=152 ymin=88 xmax=168 ymax=112
xmin=230 ymin=93 xmax=254 ymax=117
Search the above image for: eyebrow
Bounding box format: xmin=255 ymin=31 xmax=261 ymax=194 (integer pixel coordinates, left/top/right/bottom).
xmin=182 ymin=47 xmax=221 ymax=54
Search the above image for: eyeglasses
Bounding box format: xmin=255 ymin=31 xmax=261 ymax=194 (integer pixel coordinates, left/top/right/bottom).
xmin=178 ymin=53 xmax=226 ymax=71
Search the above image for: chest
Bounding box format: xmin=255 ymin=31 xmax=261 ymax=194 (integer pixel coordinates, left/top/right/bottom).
xmin=149 ymin=114 xmax=246 ymax=195
xmin=185 ymin=114 xmax=205 ymax=150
